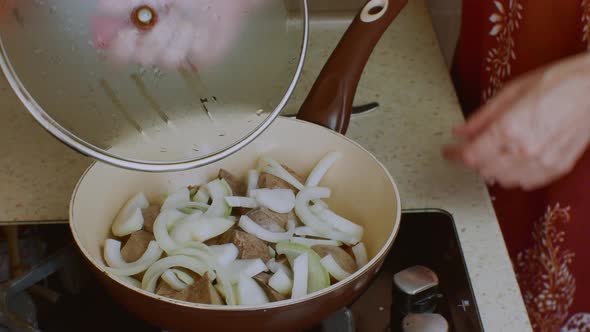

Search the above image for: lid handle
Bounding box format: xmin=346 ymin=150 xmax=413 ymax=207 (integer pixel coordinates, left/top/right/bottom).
xmin=296 ymin=0 xmax=407 ymax=134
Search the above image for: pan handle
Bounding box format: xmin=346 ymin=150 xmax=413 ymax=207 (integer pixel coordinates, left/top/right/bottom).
xmin=296 ymin=0 xmax=407 ymax=134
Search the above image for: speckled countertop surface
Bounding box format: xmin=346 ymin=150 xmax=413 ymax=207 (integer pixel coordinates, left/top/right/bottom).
xmin=0 ymin=0 xmax=531 ymax=331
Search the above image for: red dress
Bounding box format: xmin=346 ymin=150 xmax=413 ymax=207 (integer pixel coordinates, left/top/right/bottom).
xmin=452 ymin=1 xmax=590 ymax=331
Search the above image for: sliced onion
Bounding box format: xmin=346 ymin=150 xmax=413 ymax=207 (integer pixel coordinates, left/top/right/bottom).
xmin=177 ymin=214 xmax=235 ymax=243
xmin=321 ymin=255 xmax=352 ymax=281
xmin=178 ymin=208 xmax=205 ymax=216
xmin=142 ymin=255 xmax=210 ymax=293
xmin=104 ymin=240 xmax=163 ymax=276
xmin=352 ymin=242 xmax=369 ymax=269
xmin=115 ymin=276 xmax=141 ymax=288
xmin=294 ymin=187 xmax=332 ymax=235
xmin=276 ymin=242 xmax=330 ymax=293
xmin=226 ymin=259 xmax=268 ymax=284
xmin=295 ymin=187 xmax=358 ymax=245
xmin=269 ymin=269 xmax=293 ymax=296
xmin=162 ymin=187 xmax=191 ymax=210
xmin=238 ymin=215 xmax=293 ymax=243
xmin=257 ymin=156 xmax=303 ymax=190
xmin=249 ymin=189 xmax=295 ymax=214
xmin=215 ymin=266 xmax=237 ymax=305
xmin=177 ymin=202 xmax=210 ymax=214
xmin=162 ymin=269 xmax=193 ymax=291
xmin=237 ymin=274 xmax=269 ymax=305
xmin=170 ymin=220 xmax=192 ymax=245
xmin=294 ymin=226 xmax=323 ymax=237
xmin=291 ymin=237 xmax=342 ymax=248
xmin=287 ymin=219 xmax=297 ymax=232
xmin=214 ymin=283 xmax=226 ymax=299
xmin=193 ymin=187 xmax=210 ymax=203
xmin=172 ymin=248 xmax=216 ymax=267
xmin=291 ymin=253 xmax=309 ymax=299
xmin=305 ymin=152 xmax=342 ymax=187
xmin=209 ymin=244 xmax=239 ymax=266
xmin=112 ymin=192 xmax=149 ymax=237
xmin=204 ymin=179 xmax=232 ymax=217
xmin=153 ymin=209 xmax=187 ymax=254
xmin=173 ymin=269 xmax=195 ymax=285
xmin=268 ymin=246 xmax=276 ymax=258
xmin=247 ymin=169 xmax=259 ymax=197
xmin=310 ymin=204 xmax=363 ymax=239
xmin=266 ymin=258 xmax=293 ymax=278
xmin=224 ymin=196 xmax=259 ymax=209
xmin=104 ymin=239 xmax=128 ymax=268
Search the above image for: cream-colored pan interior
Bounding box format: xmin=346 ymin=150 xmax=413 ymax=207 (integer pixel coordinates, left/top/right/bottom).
xmin=69 ymin=117 xmax=401 ymax=307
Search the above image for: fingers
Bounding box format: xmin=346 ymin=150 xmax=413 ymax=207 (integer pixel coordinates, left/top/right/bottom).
xmin=519 ymin=132 xmax=586 ymax=190
xmin=454 ymin=70 xmax=543 ymax=139
xmin=444 ymin=123 xmax=505 ymax=169
xmin=453 ymin=86 xmax=520 ymax=139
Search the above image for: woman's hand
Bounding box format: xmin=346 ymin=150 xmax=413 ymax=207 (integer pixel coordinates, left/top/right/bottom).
xmin=92 ymin=0 xmax=265 ymax=69
xmin=443 ymin=53 xmax=590 ymax=191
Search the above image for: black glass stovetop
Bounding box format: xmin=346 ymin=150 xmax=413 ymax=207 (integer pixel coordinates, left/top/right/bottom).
xmin=36 ymin=210 xmax=484 ymax=332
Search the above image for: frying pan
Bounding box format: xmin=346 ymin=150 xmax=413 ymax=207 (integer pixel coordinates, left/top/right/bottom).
xmin=69 ymin=1 xmax=407 ymax=331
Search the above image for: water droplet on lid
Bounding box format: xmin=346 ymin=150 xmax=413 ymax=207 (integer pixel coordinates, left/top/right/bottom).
xmin=49 ymin=5 xmax=57 ymax=14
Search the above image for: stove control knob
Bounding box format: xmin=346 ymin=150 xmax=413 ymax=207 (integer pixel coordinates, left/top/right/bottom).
xmin=402 ymin=313 xmax=449 ymax=332
xmin=393 ymin=265 xmax=441 ymax=315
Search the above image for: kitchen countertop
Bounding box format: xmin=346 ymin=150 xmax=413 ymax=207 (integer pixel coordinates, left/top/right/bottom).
xmin=0 ymin=1 xmax=532 ymax=331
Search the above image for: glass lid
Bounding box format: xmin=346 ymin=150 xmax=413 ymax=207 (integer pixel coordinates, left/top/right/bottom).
xmin=0 ymin=0 xmax=308 ymax=171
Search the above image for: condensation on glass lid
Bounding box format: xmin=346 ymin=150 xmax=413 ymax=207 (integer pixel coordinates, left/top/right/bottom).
xmin=0 ymin=0 xmax=308 ymax=170
xmin=106 ymin=103 xmax=270 ymax=162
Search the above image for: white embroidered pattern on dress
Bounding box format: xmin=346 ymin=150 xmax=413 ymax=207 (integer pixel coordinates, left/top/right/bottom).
xmin=483 ymin=0 xmax=523 ymax=101
xmin=562 ymin=313 xmax=590 ymax=332
xmin=516 ymin=204 xmax=576 ymax=332
xmin=582 ymin=0 xmax=590 ymax=49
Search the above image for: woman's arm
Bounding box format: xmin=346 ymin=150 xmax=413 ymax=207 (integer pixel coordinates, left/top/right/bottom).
xmin=444 ymin=52 xmax=590 ymax=190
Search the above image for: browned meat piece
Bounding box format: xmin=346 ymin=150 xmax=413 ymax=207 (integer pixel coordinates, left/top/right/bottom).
xmin=219 ymin=169 xmax=246 ymax=196
xmin=121 ymin=230 xmax=155 ymax=262
xmin=257 ymin=165 xmax=305 ymax=192
xmin=275 ymin=255 xmax=289 ymax=266
xmin=232 ymin=207 xmax=252 ymax=217
xmin=312 ymin=245 xmax=357 ymax=274
xmin=253 ymin=272 xmax=288 ymax=302
xmin=218 ymin=230 xmax=271 ymax=262
xmin=342 ymin=245 xmax=355 ymax=258
xmin=185 ymin=276 xmax=224 ymax=305
xmin=156 ymin=275 xmax=223 ymax=305
xmin=281 ymin=164 xmax=306 ymax=184
xmin=287 ymin=211 xmax=303 ymax=227
xmin=156 ymin=281 xmax=189 ymax=301
xmin=258 ymin=173 xmax=297 ymax=192
xmin=141 ymin=205 xmax=161 ymax=233
xmin=204 ymin=236 xmax=220 ymax=246
xmin=246 ymin=207 xmax=288 ymax=232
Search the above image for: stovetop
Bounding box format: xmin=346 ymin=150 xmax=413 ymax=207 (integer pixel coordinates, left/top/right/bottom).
xmin=34 ymin=210 xmax=483 ymax=332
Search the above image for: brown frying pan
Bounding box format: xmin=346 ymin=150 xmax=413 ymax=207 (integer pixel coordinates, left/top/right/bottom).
xmin=69 ymin=1 xmax=407 ymax=331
